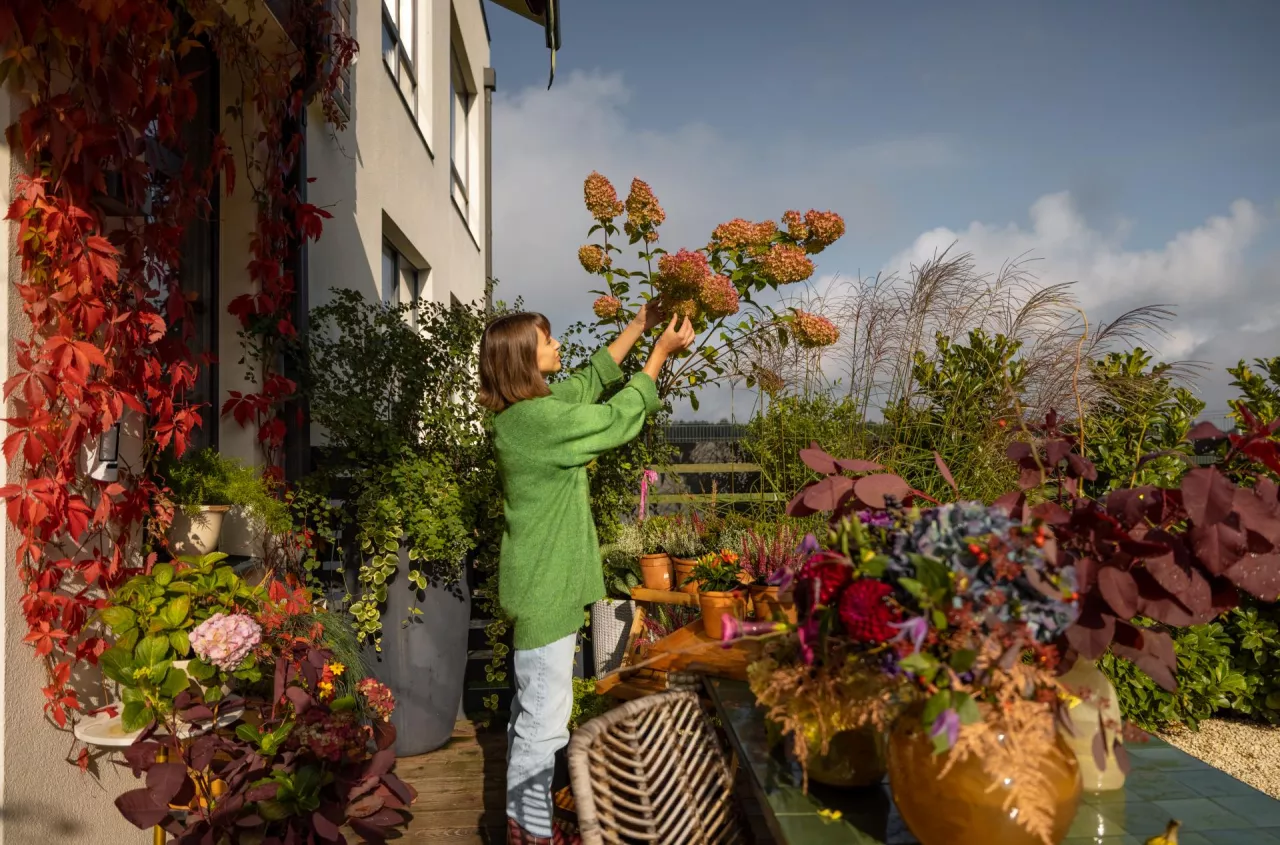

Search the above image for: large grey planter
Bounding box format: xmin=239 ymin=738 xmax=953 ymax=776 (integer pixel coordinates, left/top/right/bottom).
xmin=351 ymin=545 xmax=471 ymax=757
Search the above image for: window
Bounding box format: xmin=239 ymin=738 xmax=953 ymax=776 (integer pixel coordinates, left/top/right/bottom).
xmin=381 ymin=240 xmax=428 ymax=325
xmin=450 ymin=48 xmax=473 ymax=216
xmin=382 ymin=0 xmax=417 ymax=116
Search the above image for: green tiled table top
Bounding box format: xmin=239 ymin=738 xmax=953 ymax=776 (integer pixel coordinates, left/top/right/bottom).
xmin=704 ymin=676 xmax=1280 ymax=845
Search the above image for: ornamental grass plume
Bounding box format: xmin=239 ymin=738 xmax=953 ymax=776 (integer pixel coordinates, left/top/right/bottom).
xmin=801 ymin=210 xmax=845 ymax=254
xmin=624 ymin=178 xmax=666 ymax=229
xmin=578 ymin=244 xmax=608 ymax=273
xmin=189 ymin=612 xmax=261 ymax=672
xmin=757 ymin=243 xmax=815 ymax=284
xmin=592 ymin=295 xmax=621 ymax=320
xmin=583 ymin=171 xmax=623 ymax=221
xmin=698 ymin=274 xmax=740 ymax=318
xmin=792 ymin=310 xmax=840 ymax=347
xmin=655 ymin=248 xmax=711 ymax=299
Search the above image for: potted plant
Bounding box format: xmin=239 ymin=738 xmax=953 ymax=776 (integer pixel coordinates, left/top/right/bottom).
xmin=304 ymin=290 xmax=487 ymax=756
xmin=682 ymin=550 xmax=746 ymax=639
xmin=591 ymin=546 xmax=640 ymax=676
xmin=160 ymin=448 xmax=290 ymax=557
xmin=738 ymin=522 xmax=803 ymax=622
xmin=622 ymin=518 xmax=672 ymax=590
xmin=665 ymin=514 xmax=706 ymax=595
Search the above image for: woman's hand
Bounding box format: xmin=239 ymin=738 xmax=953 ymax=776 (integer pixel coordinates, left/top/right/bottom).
xmin=634 ymin=300 xmax=666 ymax=332
xmin=654 ymin=314 xmax=696 ymax=357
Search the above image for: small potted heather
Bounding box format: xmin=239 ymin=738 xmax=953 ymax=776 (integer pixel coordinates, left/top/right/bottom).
xmin=633 ymin=517 xmax=674 ymax=590
xmin=682 ymin=550 xmax=746 ymax=640
xmin=665 ymin=515 xmax=707 ymax=596
xmin=739 ymin=523 xmax=804 ymax=622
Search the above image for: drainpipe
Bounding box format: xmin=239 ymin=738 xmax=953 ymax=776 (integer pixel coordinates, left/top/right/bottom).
xmin=484 ymin=66 xmax=496 ymax=312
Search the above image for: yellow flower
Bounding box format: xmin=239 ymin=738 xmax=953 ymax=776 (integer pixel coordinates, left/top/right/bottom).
xmin=818 ymin=808 xmax=843 ymax=823
xmin=318 ymin=681 xmax=334 ymax=697
xmin=328 ymin=663 xmax=345 ymax=676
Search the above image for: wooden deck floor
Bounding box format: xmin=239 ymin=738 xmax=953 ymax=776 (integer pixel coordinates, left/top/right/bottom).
xmin=397 ymin=720 xmax=508 ymax=843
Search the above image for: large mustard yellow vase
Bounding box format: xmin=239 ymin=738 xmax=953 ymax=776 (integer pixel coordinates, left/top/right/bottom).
xmin=887 ymin=712 xmax=1082 ymax=845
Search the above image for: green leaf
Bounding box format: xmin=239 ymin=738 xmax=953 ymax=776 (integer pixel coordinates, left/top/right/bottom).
xmin=954 ymin=692 xmax=981 ymax=724
xmin=922 ymin=690 xmax=951 ymax=727
xmin=188 ymin=659 xmax=217 ymax=681
xmin=329 ymin=695 xmax=358 ymax=712
xmin=99 ymin=647 xmax=135 ymax=685
xmin=900 ymin=652 xmax=939 ymax=681
xmin=949 ymin=649 xmax=978 ymax=674
xmin=135 ymin=635 xmax=171 ymax=669
xmin=160 ymin=596 xmax=191 ymax=629
xmin=152 ymin=563 xmax=175 ymax=587
xmin=236 ymin=723 xmax=262 ymax=744
xmin=898 ymin=577 xmax=927 ymax=600
xmin=160 ymin=666 xmax=190 ymax=697
xmin=100 ymin=606 xmax=137 ymax=633
xmin=122 ymin=701 xmax=154 ymax=733
xmin=169 ymin=630 xmax=191 ymax=656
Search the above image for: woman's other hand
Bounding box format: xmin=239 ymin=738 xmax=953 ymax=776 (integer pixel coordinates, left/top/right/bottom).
xmin=634 ymin=300 xmax=666 ymax=332
xmin=654 ymin=314 xmax=696 ymax=357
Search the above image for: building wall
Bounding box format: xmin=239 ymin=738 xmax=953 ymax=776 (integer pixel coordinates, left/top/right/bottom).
xmin=307 ymin=0 xmax=490 ymax=313
xmin=1 ymin=88 xmax=143 ymax=845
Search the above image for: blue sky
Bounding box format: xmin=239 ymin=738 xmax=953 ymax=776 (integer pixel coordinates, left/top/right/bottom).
xmin=484 ymin=0 xmax=1280 ymax=418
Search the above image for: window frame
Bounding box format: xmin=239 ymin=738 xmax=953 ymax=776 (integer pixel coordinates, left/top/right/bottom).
xmin=449 ymin=47 xmax=474 ymax=217
xmin=381 ymin=239 xmax=428 ymax=326
xmin=382 ymin=0 xmax=418 ymax=118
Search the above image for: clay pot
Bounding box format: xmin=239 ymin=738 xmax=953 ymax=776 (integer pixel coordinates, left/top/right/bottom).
xmin=1058 ymin=656 xmax=1126 ymax=791
xmin=887 ymin=707 xmax=1081 ymax=845
xmin=806 ymin=724 xmax=888 ymax=788
xmin=168 ymin=505 xmax=230 ymax=557
xmin=698 ymin=590 xmax=746 ymax=640
xmin=748 ymin=585 xmax=797 ymax=623
xmin=672 ymin=557 xmax=699 ymax=595
xmin=638 ymin=553 xmax=674 ymax=591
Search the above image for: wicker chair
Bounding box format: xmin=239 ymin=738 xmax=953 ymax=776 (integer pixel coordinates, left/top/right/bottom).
xmin=566 ymin=691 xmax=745 ymax=844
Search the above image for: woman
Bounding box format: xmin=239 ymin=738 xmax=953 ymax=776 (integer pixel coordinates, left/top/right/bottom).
xmin=478 ymin=304 xmax=695 ymax=844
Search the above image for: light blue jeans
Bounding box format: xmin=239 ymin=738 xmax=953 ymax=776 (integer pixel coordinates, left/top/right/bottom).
xmin=507 ymin=632 xmax=577 ymax=837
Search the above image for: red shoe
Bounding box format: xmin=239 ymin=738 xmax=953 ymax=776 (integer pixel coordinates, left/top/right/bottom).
xmin=506 ymin=817 xmax=552 ymax=845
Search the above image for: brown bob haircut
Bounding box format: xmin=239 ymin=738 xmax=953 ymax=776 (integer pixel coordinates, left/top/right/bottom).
xmin=477 ymin=312 xmax=553 ymax=412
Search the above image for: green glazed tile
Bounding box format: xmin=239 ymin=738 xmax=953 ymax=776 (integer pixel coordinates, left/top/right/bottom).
xmin=1097 ymin=799 xmax=1189 ymax=838
xmin=1122 ymin=771 xmax=1202 ymax=801
xmin=1212 ymin=795 xmax=1280 ymax=827
xmin=1067 ymin=804 xmax=1128 ymax=838
xmin=1171 ymin=768 xmax=1261 ymax=799
xmin=1177 ymin=830 xmax=1280 ymax=845
xmin=1061 ymin=836 xmax=1141 ymax=845
xmin=1152 ymin=798 xmax=1251 ymax=830
xmin=1124 ymin=745 xmax=1204 ymax=772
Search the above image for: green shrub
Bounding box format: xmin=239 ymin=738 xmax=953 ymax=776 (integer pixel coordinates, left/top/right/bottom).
xmin=569 ymin=677 xmax=613 ymax=730
xmin=160 ymin=448 xmax=290 ymax=532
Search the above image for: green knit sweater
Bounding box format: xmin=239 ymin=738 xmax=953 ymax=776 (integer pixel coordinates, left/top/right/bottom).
xmin=494 ymin=348 xmax=661 ymax=651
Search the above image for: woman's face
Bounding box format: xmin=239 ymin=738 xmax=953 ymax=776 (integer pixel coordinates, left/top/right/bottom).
xmin=536 ymin=328 xmax=562 ymax=375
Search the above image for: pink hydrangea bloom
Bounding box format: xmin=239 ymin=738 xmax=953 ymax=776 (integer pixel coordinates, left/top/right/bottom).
xmin=802 ymin=210 xmax=846 ymax=254
xmin=189 ymin=612 xmax=261 ymax=672
xmin=781 ymin=210 xmax=808 ymax=240
xmin=358 ymin=677 xmax=396 ymax=722
xmin=757 ymin=243 xmax=815 ymax=284
xmin=709 ymin=218 xmax=776 ymax=252
xmin=793 ymin=310 xmax=840 ymax=348
xmin=624 ymin=179 xmax=666 ymax=229
xmin=656 ymin=248 xmax=711 ymax=299
xmin=698 ymin=274 xmax=740 ymax=318
xmin=583 ymin=172 xmax=623 ymax=221
xmin=665 ymin=297 xmax=699 ymax=319
xmin=593 ymin=295 xmax=622 ymax=320
xmin=578 ymin=244 xmax=608 ymax=273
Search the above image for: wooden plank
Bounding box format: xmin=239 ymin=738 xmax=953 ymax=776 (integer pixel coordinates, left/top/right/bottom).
xmin=648 ymin=492 xmax=785 ymax=504
xmin=630 ymin=587 xmax=698 ymax=607
xmin=648 ymin=463 xmax=762 ymax=474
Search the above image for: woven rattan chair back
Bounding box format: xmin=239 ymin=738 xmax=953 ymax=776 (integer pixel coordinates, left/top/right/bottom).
xmin=567 ymin=691 xmax=744 ymax=844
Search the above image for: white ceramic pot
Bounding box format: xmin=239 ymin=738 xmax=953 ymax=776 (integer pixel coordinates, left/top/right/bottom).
xmin=1059 ymin=655 xmax=1127 ymax=791
xmin=168 ymin=505 xmax=230 ymax=557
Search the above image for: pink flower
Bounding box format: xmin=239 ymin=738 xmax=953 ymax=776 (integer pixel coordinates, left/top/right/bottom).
xmin=782 ymin=210 xmax=808 ymax=240
xmin=665 ymin=297 xmax=699 ymax=319
xmin=593 ymin=295 xmax=622 ymax=320
xmin=584 ymin=172 xmax=623 ymax=221
xmin=802 ymin=210 xmax=845 ymax=254
xmin=709 ymin=219 xmax=777 ymax=252
xmin=358 ymin=677 xmax=396 ymax=721
xmin=578 ymin=245 xmax=609 ymax=273
xmin=189 ymin=612 xmax=261 ymax=672
xmin=656 ymin=248 xmax=711 ymax=299
xmin=792 ymin=310 xmax=840 ymax=348
xmin=624 ymin=178 xmax=666 ymax=229
xmin=698 ymin=274 xmax=739 ymax=318
xmin=756 ymin=244 xmax=815 ymax=284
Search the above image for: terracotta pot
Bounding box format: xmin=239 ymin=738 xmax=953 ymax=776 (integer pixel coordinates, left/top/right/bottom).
xmin=806 ymin=724 xmax=888 ymax=788
xmin=748 ymin=585 xmax=798 ymax=623
xmin=672 ymin=557 xmax=699 ymax=595
xmin=638 ymin=553 xmax=674 ymax=591
xmin=887 ymin=707 xmax=1081 ymax=845
xmin=1058 ymin=656 xmax=1126 ymax=791
xmin=698 ymin=590 xmax=746 ymax=640
xmin=168 ymin=504 xmax=230 ymax=557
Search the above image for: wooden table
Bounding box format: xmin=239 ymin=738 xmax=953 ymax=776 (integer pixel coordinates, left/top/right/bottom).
xmin=704 ymin=676 xmax=1280 ymax=845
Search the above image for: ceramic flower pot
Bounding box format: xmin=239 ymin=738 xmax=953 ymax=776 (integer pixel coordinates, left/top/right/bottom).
xmin=673 ymin=557 xmax=699 ymax=595
xmin=698 ymin=590 xmax=746 ymax=640
xmin=806 ymin=723 xmax=888 ymax=788
xmin=748 ymin=585 xmax=797 ymax=623
xmin=1058 ymin=656 xmax=1127 ymax=791
xmin=887 ymin=707 xmax=1081 ymax=845
xmin=168 ymin=505 xmax=230 ymax=557
xmin=638 ymin=553 xmax=674 ymax=591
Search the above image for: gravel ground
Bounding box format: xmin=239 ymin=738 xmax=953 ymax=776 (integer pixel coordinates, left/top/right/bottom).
xmin=1159 ymin=717 xmax=1280 ymax=798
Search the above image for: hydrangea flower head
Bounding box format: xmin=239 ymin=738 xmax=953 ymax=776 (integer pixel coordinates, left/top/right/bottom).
xmin=802 ymin=210 xmax=846 ymax=254
xmin=782 ymin=210 xmax=809 ymax=240
xmin=578 ymin=244 xmax=608 ymax=274
xmin=757 ymin=243 xmax=815 ymax=284
xmin=189 ymin=612 xmax=261 ymax=672
xmin=624 ymin=178 xmax=665 ymax=229
xmin=656 ymin=248 xmax=711 ymax=299
xmin=792 ymin=311 xmax=840 ymax=348
xmin=592 ymin=295 xmax=622 ymax=320
xmin=709 ymin=218 xmax=776 ymax=252
xmin=583 ymin=172 xmax=623 ymax=221
xmin=698 ymin=274 xmax=740 ymax=318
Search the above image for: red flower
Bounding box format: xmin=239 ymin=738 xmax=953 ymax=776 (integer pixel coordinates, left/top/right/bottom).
xmin=798 ymin=555 xmax=852 ymax=605
xmin=837 ymin=579 xmax=901 ymax=644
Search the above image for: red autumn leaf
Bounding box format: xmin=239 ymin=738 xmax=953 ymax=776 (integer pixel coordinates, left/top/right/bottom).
xmin=1224 ymin=553 xmax=1280 ymax=602
xmin=1064 ymin=602 xmax=1116 ymax=660
xmin=799 ymin=442 xmax=838 ymax=475
xmin=1045 ymin=439 xmax=1073 ymax=467
xmin=835 ymin=458 xmax=884 ymax=473
xmin=1006 ymin=441 xmax=1033 ymax=462
xmin=933 ymin=452 xmax=957 ymax=497
xmin=1097 ymin=567 xmax=1139 ymax=619
xmin=1181 ymin=467 xmax=1236 ymax=527
xmin=853 ymin=473 xmax=911 ymax=509
xmin=1186 ymin=421 xmax=1229 ymax=442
